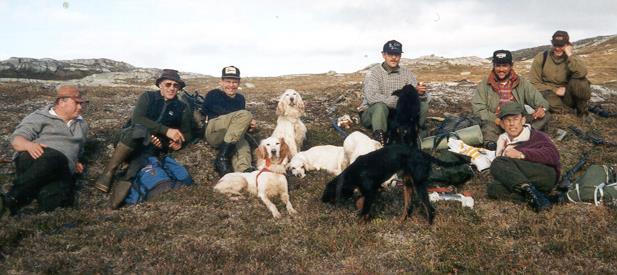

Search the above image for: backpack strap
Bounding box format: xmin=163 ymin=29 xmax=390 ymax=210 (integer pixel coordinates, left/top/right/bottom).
xmin=592 ymin=165 xmax=612 ymax=206
xmin=541 ymin=50 xmax=549 ymax=71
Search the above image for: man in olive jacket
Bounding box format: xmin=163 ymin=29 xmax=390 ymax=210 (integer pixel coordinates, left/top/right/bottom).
xmin=95 ymin=69 xmax=192 ymax=207
xmin=529 ymin=30 xmax=591 ymax=118
xmin=472 ymin=50 xmax=549 ymax=149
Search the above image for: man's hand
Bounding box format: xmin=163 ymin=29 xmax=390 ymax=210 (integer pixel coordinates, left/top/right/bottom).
xmin=554 ymin=87 xmax=566 ymax=97
xmin=75 ymin=162 xmax=85 ymax=174
xmin=416 ymin=81 xmax=427 ymax=95
xmin=169 ymin=140 xmax=182 ymax=151
xmin=564 ymin=44 xmax=573 ymax=57
xmin=248 ymin=119 xmax=257 ymax=133
xmin=504 ymin=148 xmax=524 ymax=159
xmin=26 ymin=142 xmax=47 ymax=159
xmin=151 ymin=135 xmax=163 ymax=149
xmin=165 ymin=128 xmax=185 ymax=143
xmin=532 ymin=107 xmax=545 ymax=120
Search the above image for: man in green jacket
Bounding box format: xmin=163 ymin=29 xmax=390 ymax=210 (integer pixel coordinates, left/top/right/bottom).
xmin=472 ymin=50 xmax=549 ymax=150
xmin=529 ymin=30 xmax=591 ymax=118
xmin=94 ymin=69 xmax=193 ymax=207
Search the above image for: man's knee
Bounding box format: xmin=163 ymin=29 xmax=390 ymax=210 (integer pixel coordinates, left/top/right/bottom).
xmin=490 ymin=157 xmax=511 ymax=176
xmin=568 ymin=78 xmax=591 ymax=100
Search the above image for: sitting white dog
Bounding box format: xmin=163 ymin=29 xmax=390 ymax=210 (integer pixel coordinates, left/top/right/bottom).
xmin=255 ymin=137 xmax=292 ymax=174
xmin=214 ymin=171 xmax=298 ymax=219
xmin=287 ymin=145 xmax=347 ymax=178
xmin=271 ymin=89 xmax=306 ymax=156
xmin=343 ymin=131 xmax=383 ymax=164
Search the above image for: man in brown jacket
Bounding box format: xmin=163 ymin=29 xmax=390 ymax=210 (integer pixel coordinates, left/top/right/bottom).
xmin=529 ymin=30 xmax=592 ymax=120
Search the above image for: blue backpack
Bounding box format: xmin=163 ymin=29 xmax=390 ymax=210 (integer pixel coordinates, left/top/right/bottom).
xmin=124 ymin=156 xmax=193 ymax=205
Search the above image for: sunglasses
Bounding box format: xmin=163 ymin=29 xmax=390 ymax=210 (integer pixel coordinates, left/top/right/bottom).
xmin=163 ymin=82 xmax=181 ymax=89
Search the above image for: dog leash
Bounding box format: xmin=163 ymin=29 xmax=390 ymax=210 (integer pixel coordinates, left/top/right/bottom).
xmin=255 ymin=159 xmax=272 ymax=188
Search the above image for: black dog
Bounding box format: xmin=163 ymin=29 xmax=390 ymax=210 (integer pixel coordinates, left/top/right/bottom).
xmin=321 ymin=143 xmax=460 ymax=224
xmin=388 ymin=84 xmax=420 ymax=145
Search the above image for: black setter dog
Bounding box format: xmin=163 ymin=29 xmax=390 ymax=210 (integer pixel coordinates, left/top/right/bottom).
xmin=321 ymin=143 xmax=462 ymax=224
xmin=388 ymin=84 xmax=420 ymax=145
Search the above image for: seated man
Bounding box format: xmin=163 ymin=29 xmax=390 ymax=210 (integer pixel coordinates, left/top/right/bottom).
xmin=530 ymin=30 xmax=592 ymax=120
xmin=358 ymin=39 xmax=427 ymax=145
xmin=488 ymin=102 xmax=560 ymax=212
xmin=202 ymin=66 xmax=256 ymax=176
xmin=1 ymin=86 xmax=88 ymax=216
xmin=94 ymin=69 xmax=192 ymax=205
xmin=472 ymin=49 xmax=549 ymax=150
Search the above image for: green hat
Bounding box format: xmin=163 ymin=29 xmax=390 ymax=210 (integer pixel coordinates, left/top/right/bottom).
xmin=499 ymin=102 xmax=525 ymax=119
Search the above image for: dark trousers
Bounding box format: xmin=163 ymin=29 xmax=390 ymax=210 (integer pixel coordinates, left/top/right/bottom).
xmin=487 ymin=157 xmax=556 ymax=201
xmin=7 ymin=148 xmax=75 ymax=212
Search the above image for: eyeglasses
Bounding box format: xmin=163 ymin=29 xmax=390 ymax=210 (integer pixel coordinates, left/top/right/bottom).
xmin=163 ymin=82 xmax=181 ymax=89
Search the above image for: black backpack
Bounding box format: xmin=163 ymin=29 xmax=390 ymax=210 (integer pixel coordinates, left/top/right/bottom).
xmin=178 ymin=90 xmax=206 ymax=143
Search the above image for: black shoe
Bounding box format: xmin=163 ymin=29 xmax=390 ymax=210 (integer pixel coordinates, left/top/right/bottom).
xmin=372 ymin=130 xmax=386 ymax=146
xmin=243 ymin=167 xmax=257 ymax=173
xmin=522 ymin=184 xmax=552 ymax=212
xmin=214 ymin=142 xmax=236 ymax=176
xmin=484 ymin=141 xmax=497 ymax=151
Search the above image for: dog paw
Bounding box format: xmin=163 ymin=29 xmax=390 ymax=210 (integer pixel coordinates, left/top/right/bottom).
xmin=271 ymin=211 xmax=282 ymax=219
xmin=288 ymin=208 xmax=298 ymax=216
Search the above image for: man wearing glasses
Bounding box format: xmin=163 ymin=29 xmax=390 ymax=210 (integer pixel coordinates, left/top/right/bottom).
xmin=358 ymin=40 xmax=428 ymax=145
xmin=530 ymin=30 xmax=592 ymax=121
xmin=94 ymin=69 xmax=192 ymax=207
xmin=202 ymin=66 xmax=256 ymax=176
xmin=1 ymin=86 xmax=88 ymax=217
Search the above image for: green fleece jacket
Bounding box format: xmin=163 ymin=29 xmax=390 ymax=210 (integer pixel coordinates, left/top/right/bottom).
xmin=472 ymin=76 xmax=548 ymax=122
xmin=529 ymin=50 xmax=588 ymax=92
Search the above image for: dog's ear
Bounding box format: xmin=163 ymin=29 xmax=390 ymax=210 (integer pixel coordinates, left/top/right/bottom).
xmin=255 ymin=144 xmax=267 ymax=160
xmin=296 ymin=94 xmax=305 ymax=114
xmin=276 ymin=98 xmax=286 ymax=116
xmin=279 ymin=138 xmax=291 ymax=160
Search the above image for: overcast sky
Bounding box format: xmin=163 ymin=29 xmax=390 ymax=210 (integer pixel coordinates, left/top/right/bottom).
xmin=1 ymin=0 xmax=616 ymax=77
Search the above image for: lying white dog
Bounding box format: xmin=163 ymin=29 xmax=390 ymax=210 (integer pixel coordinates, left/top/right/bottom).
xmin=214 ymin=171 xmax=298 ymax=219
xmin=271 ymin=89 xmax=307 ymax=156
xmin=343 ymin=131 xmax=382 ymax=164
xmin=287 ymin=145 xmax=347 ymax=178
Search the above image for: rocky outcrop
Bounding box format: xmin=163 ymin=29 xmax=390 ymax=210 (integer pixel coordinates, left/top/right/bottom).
xmin=0 ymin=57 xmax=136 ymax=80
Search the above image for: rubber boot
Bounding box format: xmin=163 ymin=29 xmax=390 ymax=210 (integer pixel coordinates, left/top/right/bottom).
xmin=109 ymin=180 xmax=132 ymax=210
xmin=521 ymin=183 xmax=552 ymax=212
xmin=95 ymin=143 xmax=133 ymax=193
xmin=214 ymin=142 xmax=236 ymax=176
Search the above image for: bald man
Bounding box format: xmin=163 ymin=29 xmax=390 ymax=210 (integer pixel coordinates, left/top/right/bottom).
xmin=1 ymin=85 xmax=88 ymax=217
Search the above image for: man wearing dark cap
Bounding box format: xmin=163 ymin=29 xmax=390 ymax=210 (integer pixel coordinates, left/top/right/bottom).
xmin=202 ymin=66 xmax=256 ymax=176
xmin=472 ymin=49 xmax=549 ymax=150
xmin=488 ymin=102 xmax=560 ymax=212
xmin=358 ymin=39 xmax=428 ymax=145
xmin=1 ymin=85 xmax=88 ymax=216
xmin=530 ymin=30 xmax=592 ymax=120
xmin=94 ymin=69 xmax=193 ymax=207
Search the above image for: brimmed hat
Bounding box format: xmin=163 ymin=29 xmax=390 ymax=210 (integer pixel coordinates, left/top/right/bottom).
xmin=551 ymin=30 xmax=570 ymax=47
xmin=57 ymin=85 xmax=86 ymax=103
xmin=382 ymin=40 xmax=403 ymax=54
xmin=499 ymin=102 xmax=525 ymax=119
xmin=492 ymin=50 xmax=512 ymax=65
xmin=155 ymin=69 xmax=186 ymax=89
xmin=221 ymin=66 xmax=241 ymax=79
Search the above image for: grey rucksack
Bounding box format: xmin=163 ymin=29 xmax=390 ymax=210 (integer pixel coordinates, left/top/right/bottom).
xmin=566 ymin=165 xmax=617 ymax=206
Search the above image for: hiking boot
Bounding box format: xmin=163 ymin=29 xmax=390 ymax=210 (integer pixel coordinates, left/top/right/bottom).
xmin=95 ymin=143 xmax=133 ymax=193
xmin=243 ymin=166 xmax=257 ymax=173
xmin=521 ymin=183 xmax=552 ymax=212
xmin=109 ymin=180 xmax=132 ymax=210
xmin=0 ymin=193 xmax=17 ymax=217
xmin=214 ymin=142 xmax=236 ymax=176
xmin=372 ymin=130 xmax=386 ymax=146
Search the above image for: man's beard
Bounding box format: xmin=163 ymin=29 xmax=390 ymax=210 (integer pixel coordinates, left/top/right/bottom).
xmin=494 ymin=70 xmax=511 ymax=81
